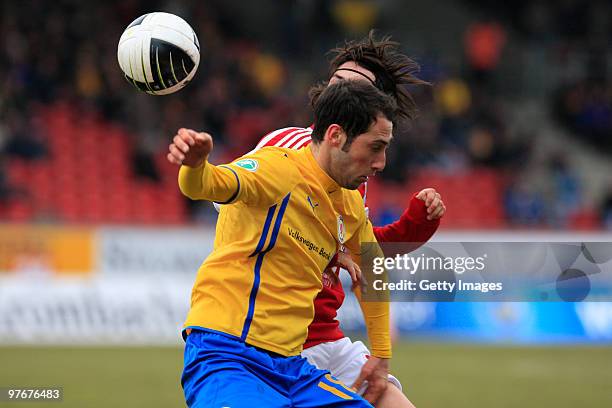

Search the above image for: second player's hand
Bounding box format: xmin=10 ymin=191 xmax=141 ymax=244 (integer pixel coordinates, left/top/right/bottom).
xmin=416 ymin=188 xmax=446 ymax=220
xmin=335 ymin=251 xmax=362 ymax=284
xmin=167 ymin=128 xmax=213 ymax=168
xmin=352 ymin=356 xmax=389 ymax=404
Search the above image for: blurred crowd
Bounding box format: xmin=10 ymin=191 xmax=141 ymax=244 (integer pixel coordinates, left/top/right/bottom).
xmin=1 ymin=0 xmax=611 ymax=229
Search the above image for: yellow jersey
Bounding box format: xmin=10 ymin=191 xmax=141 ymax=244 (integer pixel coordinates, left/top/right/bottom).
xmin=179 ymin=145 xmax=389 ymax=357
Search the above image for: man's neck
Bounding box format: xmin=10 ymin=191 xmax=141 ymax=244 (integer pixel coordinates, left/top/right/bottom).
xmin=309 ymin=142 xmax=332 ymax=178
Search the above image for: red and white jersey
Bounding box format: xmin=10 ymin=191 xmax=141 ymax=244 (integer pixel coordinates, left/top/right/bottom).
xmin=247 ymin=126 xmax=314 ymax=154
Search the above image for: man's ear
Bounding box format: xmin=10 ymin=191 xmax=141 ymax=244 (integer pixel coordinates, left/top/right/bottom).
xmin=324 ymin=124 xmax=345 ymax=148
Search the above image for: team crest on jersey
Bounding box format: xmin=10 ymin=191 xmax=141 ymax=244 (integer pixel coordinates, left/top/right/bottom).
xmin=337 ymin=214 xmax=345 ymax=244
xmin=234 ymin=158 xmax=258 ymax=172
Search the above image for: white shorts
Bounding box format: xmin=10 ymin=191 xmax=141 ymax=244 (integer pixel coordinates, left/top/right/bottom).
xmin=301 ymin=337 xmax=402 ymax=395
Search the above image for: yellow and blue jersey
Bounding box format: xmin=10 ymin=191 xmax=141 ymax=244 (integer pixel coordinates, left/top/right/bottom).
xmin=179 ymin=145 xmax=389 ymax=357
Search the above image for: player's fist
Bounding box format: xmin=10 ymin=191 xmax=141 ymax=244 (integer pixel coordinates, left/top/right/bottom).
xmin=416 ymin=188 xmax=446 ymax=220
xmin=167 ymin=128 xmax=213 ymax=168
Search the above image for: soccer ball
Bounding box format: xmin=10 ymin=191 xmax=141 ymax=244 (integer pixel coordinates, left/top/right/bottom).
xmin=117 ymin=12 xmax=200 ymax=95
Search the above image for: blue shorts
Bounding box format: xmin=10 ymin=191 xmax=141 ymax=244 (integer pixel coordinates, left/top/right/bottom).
xmin=182 ymin=329 xmax=373 ymax=408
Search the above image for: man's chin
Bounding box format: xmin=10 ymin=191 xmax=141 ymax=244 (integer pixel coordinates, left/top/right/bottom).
xmin=344 ymin=180 xmax=363 ymax=190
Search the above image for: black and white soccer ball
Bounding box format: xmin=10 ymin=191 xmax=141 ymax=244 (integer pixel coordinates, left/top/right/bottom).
xmin=117 ymin=12 xmax=200 ymax=95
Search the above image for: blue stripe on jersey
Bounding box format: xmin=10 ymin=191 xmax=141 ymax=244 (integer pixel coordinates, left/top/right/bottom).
xmin=249 ymin=204 xmax=277 ymax=257
xmin=262 ymin=193 xmax=291 ymax=254
xmin=241 ymin=251 xmax=266 ymax=341
xmin=241 ymin=193 xmax=291 ymax=341
xmin=215 ymin=165 xmax=241 ymax=204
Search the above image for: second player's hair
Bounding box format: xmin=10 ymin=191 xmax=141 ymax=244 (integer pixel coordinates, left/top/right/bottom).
xmin=310 ymin=30 xmax=429 ymax=121
xmin=311 ymin=80 xmax=397 ymax=150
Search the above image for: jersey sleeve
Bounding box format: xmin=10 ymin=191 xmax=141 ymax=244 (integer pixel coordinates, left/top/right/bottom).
xmin=346 ymin=218 xmax=392 ymax=359
xmin=178 ymin=147 xmax=297 ymax=207
xmin=372 ymin=193 xmax=440 ymax=247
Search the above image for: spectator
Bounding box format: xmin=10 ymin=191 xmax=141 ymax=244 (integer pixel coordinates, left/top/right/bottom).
xmin=464 ymin=16 xmax=507 ymax=88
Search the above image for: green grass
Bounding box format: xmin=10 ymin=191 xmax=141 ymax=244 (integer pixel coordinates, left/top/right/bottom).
xmin=0 ymin=343 xmax=610 ymax=407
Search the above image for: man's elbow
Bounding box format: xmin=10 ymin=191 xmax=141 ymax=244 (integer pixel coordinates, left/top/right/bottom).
xmin=178 ymin=182 xmax=203 ymax=200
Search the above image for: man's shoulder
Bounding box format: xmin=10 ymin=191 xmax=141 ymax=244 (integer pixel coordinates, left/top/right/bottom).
xmin=226 ymin=146 xmax=302 ymax=186
xmin=229 ymin=146 xmax=294 ymax=168
xmin=247 ymin=145 xmax=299 ymax=160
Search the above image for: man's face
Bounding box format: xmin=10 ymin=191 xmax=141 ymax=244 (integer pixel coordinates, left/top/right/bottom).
xmin=330 ymin=114 xmax=393 ymax=190
xmin=327 ymin=61 xmax=392 ymax=189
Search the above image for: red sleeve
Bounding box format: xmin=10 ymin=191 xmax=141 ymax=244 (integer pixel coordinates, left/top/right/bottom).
xmin=373 ymin=193 xmax=440 ymax=248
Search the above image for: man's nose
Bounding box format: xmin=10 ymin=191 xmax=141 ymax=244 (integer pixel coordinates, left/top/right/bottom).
xmin=372 ymin=152 xmax=386 ymax=173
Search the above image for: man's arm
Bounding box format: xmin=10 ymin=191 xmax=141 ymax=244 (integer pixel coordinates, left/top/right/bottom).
xmin=167 ymin=128 xmax=236 ymax=202
xmin=178 ymin=161 xmax=242 ymax=203
xmin=168 ymin=128 xmax=296 ymax=207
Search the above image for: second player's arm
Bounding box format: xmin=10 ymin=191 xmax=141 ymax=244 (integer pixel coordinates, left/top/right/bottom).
xmin=372 ymin=189 xmax=444 ymax=246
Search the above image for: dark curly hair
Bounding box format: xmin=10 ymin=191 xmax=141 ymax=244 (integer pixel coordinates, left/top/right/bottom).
xmin=309 ymin=30 xmax=429 ymax=122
